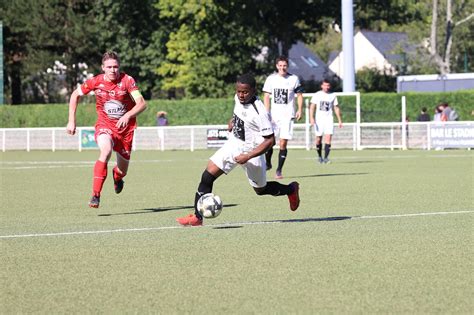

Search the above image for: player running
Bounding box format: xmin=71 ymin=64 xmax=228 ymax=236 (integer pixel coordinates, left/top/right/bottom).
xmin=263 ymin=55 xmax=303 ymax=179
xmin=177 ymin=73 xmax=300 ymax=226
xmin=309 ymin=79 xmax=342 ymax=164
xmin=66 ymin=51 xmax=147 ymax=208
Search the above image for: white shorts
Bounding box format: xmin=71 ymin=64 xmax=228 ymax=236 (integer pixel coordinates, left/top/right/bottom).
xmin=210 ymin=140 xmax=267 ymax=188
xmin=314 ymin=119 xmax=334 ymax=136
xmin=272 ymin=115 xmax=294 ymax=140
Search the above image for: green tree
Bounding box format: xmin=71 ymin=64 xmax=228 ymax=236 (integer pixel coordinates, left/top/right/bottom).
xmin=156 ymin=0 xmax=262 ymax=97
xmin=94 ymin=0 xmax=167 ymax=99
xmin=356 ymin=67 xmax=396 ymax=92
xmin=2 ymin=0 xmax=99 ymax=104
xmin=1 ymin=0 xmax=35 ymax=104
xmin=156 ymin=0 xmax=339 ymax=98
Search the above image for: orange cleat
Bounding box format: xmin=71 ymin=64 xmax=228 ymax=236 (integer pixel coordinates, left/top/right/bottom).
xmin=288 ymin=182 xmax=300 ymax=211
xmin=176 ymin=214 xmax=203 ymax=226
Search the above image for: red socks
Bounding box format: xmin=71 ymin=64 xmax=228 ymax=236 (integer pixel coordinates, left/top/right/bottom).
xmin=92 ymin=160 xmax=108 ymax=197
xmin=113 ymin=166 xmax=125 ymax=182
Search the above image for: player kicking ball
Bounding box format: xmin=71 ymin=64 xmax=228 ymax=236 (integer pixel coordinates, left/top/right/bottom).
xmin=66 ymin=51 xmax=147 ymax=208
xmin=177 ymin=73 xmax=300 ymax=226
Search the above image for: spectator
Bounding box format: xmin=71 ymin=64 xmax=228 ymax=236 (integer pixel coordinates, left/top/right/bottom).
xmin=439 ymin=102 xmax=459 ymax=121
xmin=416 ymin=107 xmax=430 ymax=122
xmin=156 ymin=111 xmax=168 ymax=126
xmin=433 ymin=106 xmax=442 ymax=122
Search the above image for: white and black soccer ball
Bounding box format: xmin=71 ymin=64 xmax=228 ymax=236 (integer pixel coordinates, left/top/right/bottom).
xmin=197 ymin=193 xmax=223 ymax=219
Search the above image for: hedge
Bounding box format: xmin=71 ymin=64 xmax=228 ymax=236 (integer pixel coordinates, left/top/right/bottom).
xmin=1 ymin=91 xmax=473 ymax=128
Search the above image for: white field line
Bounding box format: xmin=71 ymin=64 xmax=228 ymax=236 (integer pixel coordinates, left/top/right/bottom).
xmin=1 ymin=210 xmax=472 ymax=239
xmin=302 ymin=154 xmax=472 ymax=161
xmin=1 ymin=154 xmax=472 ymax=170
xmin=0 ymin=159 xmax=177 ymax=170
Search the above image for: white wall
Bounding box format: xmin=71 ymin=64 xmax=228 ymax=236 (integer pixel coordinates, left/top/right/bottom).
xmin=329 ymin=31 xmax=395 ymax=77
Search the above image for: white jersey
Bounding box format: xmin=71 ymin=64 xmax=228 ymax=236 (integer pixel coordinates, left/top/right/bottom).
xmin=229 ymin=95 xmax=273 ymax=153
xmin=263 ymin=73 xmax=303 ymax=118
xmin=310 ymin=91 xmax=339 ymax=121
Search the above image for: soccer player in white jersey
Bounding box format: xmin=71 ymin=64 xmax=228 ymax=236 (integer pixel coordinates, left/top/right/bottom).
xmin=309 ymin=79 xmax=342 ymax=164
xmin=177 ymin=74 xmax=300 ymax=226
xmin=263 ymin=56 xmax=304 ymax=179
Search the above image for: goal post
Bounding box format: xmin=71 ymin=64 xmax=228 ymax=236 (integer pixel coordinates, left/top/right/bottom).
xmin=357 ymin=95 xmax=407 ymax=150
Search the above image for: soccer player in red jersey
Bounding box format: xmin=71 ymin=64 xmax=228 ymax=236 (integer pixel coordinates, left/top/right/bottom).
xmin=66 ymin=51 xmax=147 ymax=208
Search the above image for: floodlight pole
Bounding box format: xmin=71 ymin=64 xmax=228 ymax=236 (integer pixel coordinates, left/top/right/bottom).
xmin=342 ymin=0 xmax=355 ymax=92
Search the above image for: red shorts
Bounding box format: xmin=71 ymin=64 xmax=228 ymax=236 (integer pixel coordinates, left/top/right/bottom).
xmin=94 ymin=124 xmax=134 ymax=160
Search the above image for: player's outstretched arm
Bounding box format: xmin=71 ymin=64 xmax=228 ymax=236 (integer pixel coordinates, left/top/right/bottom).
xmin=66 ymin=89 xmax=81 ymax=135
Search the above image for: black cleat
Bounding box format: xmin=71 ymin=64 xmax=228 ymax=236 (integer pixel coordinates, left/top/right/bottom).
xmin=114 ymin=179 xmax=124 ymax=194
xmin=89 ymin=195 xmax=100 ymax=208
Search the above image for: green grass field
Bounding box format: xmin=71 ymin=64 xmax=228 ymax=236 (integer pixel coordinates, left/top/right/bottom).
xmin=1 ymin=149 xmax=473 ymax=313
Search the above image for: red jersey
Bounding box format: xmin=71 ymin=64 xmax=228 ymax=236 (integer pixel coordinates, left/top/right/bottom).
xmin=79 ymin=73 xmax=139 ymax=133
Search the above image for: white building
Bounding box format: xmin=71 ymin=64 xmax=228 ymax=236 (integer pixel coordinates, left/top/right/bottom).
xmin=329 ymin=30 xmax=409 ymax=78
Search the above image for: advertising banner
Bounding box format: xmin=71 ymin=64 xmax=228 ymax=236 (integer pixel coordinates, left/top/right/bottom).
xmin=81 ymin=130 xmax=98 ymax=148
xmin=430 ymin=124 xmax=474 ymax=148
xmin=207 ymin=129 xmax=228 ymax=148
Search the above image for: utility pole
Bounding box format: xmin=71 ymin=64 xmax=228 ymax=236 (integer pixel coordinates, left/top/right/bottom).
xmin=342 ymin=0 xmax=355 ymax=92
xmin=0 ymin=21 xmax=4 ymax=104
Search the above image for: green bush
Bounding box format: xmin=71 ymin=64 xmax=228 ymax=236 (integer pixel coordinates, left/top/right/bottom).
xmin=1 ymin=91 xmax=473 ymax=128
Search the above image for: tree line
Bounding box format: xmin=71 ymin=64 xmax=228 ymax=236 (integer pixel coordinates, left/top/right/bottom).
xmin=2 ymin=0 xmax=472 ymax=104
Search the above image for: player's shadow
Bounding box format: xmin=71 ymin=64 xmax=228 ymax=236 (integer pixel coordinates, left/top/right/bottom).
xmin=341 ymin=161 xmax=383 ymax=164
xmin=98 ymin=204 xmax=239 ymax=217
xmin=274 ymin=216 xmax=352 ymax=223
xmin=289 ymin=172 xmax=368 ymax=179
xmin=211 ymin=216 xmax=352 ymax=230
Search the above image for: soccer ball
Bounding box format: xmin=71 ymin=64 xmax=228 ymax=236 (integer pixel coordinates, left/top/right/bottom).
xmin=197 ymin=193 xmax=223 ymax=219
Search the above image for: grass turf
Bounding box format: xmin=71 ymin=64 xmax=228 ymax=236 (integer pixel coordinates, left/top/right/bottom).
xmin=1 ymin=149 xmax=473 ymax=313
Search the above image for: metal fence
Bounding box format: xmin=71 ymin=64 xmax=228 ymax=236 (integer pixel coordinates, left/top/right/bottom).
xmin=2 ymin=121 xmax=472 ymax=152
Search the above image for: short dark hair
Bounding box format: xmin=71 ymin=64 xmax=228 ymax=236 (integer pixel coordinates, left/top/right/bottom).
xmin=322 ymin=79 xmax=331 ymax=85
xmin=237 ymin=73 xmax=256 ymax=88
xmin=275 ymin=55 xmax=289 ymax=64
xmin=102 ymin=51 xmax=120 ymax=65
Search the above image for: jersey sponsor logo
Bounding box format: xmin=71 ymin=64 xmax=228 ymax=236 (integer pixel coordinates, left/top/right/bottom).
xmin=232 ymin=114 xmax=245 ymax=141
xmin=319 ymin=101 xmax=332 ymax=112
xmin=273 ymin=88 xmax=288 ymax=104
xmin=104 ymin=100 xmax=126 ymax=119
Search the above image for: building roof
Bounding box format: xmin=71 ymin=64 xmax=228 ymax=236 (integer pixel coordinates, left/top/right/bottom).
xmin=360 ymin=30 xmax=409 ymax=64
xmin=288 ymin=41 xmax=332 ymax=82
xmin=327 ymin=50 xmax=339 ymax=65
